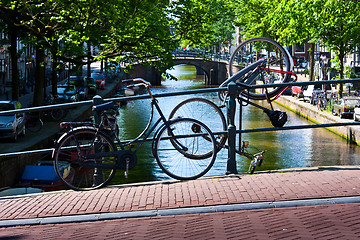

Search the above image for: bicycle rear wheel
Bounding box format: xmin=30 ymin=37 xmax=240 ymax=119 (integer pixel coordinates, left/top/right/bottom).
xmin=53 ymin=127 xmax=117 ymax=191
xmin=51 ymin=108 xmax=66 ymax=121
xmin=153 ymin=118 xmax=217 ymax=180
xmin=222 ymin=37 xmax=292 ymax=100
xmin=169 ymin=98 xmax=227 ymax=153
xmin=25 ymin=112 xmax=43 ymax=132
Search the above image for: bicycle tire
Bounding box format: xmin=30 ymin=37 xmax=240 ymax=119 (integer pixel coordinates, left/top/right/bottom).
xmin=153 ymin=118 xmax=217 ymax=180
xmin=169 ymin=98 xmax=227 ymax=154
xmin=51 ymin=108 xmax=66 ymax=121
xmin=221 ymin=37 xmax=292 ymax=100
xmin=53 ymin=127 xmax=117 ymax=191
xmin=25 ymin=113 xmax=43 ymax=133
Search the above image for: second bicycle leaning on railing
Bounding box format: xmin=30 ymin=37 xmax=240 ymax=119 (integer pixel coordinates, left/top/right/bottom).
xmin=52 ymin=78 xmax=218 ymax=191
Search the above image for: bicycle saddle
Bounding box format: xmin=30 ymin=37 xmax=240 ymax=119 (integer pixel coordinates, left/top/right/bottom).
xmin=265 ymin=110 xmax=288 ymax=128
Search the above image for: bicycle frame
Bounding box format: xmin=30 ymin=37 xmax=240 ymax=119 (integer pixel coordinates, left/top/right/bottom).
xmin=106 ymin=98 xmax=173 ymax=153
xmin=61 ymin=84 xmax=184 ymax=171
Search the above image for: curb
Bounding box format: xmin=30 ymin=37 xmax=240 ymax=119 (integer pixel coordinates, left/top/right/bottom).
xmin=1 ymin=196 xmax=360 ymax=228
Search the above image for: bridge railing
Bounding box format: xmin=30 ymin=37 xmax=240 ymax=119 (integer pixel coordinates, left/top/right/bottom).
xmin=1 ymin=79 xmax=360 ymax=184
xmin=172 ymin=50 xmax=230 ymax=62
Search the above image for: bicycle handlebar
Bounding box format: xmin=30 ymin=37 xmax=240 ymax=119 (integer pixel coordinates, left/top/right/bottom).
xmin=122 ymin=78 xmax=151 ymax=87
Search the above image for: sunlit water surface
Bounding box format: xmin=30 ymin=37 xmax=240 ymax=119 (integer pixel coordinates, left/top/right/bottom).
xmin=110 ymin=64 xmax=360 ymax=185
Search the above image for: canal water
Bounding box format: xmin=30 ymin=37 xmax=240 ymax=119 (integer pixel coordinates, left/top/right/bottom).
xmin=112 ymin=64 xmax=360 ymax=185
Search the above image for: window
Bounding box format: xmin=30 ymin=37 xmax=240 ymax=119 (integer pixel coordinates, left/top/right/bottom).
xmin=294 ymin=43 xmax=305 ymax=53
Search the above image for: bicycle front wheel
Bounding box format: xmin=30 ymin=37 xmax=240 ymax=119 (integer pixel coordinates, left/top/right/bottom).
xmin=169 ymin=98 xmax=227 ymax=153
xmin=223 ymin=37 xmax=292 ymax=100
xmin=153 ymin=118 xmax=217 ymax=180
xmin=53 ymin=127 xmax=117 ymax=191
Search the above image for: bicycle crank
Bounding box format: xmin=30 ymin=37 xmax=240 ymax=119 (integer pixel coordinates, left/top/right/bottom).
xmin=117 ymin=150 xmax=137 ymax=174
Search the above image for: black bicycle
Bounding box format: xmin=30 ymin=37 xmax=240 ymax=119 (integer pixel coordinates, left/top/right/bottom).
xmin=169 ymin=37 xmax=294 ymax=173
xmin=52 ymin=79 xmax=217 ymax=191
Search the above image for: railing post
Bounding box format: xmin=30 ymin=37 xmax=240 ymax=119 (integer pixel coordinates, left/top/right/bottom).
xmin=226 ymin=82 xmax=238 ymax=174
xmin=92 ymin=95 xmax=104 ymax=185
xmin=93 ymin=95 xmax=103 ymax=124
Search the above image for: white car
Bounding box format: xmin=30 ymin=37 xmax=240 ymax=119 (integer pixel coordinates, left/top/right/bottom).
xmin=302 ymin=84 xmax=322 ymax=104
xmin=0 ymin=101 xmax=26 ymax=141
xmin=353 ymin=105 xmax=360 ymax=121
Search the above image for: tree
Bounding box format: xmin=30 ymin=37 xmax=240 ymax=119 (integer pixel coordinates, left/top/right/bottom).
xmin=0 ymin=0 xmax=236 ymax=105
xmin=314 ymin=0 xmax=360 ymax=97
xmin=233 ymin=0 xmax=281 ymax=41
xmin=270 ymin=0 xmax=324 ymax=81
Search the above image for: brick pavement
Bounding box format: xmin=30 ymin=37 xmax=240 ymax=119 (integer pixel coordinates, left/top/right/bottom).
xmin=1 ymin=203 xmax=360 ymax=239
xmin=1 ymin=168 xmax=360 ymax=221
xmin=0 ymin=167 xmax=360 ymax=240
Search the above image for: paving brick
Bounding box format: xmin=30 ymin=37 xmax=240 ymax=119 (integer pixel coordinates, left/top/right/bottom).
xmin=1 ymin=168 xmax=360 ymax=239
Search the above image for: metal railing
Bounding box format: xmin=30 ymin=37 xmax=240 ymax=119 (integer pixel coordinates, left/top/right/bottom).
xmin=1 ymin=79 xmax=360 ymax=176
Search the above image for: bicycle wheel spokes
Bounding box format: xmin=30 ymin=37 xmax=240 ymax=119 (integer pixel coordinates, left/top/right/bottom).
xmin=54 ymin=129 xmax=116 ymax=191
xmin=169 ymin=98 xmax=227 ymax=151
xmin=154 ymin=118 xmax=216 ymax=180
xmin=227 ymin=37 xmax=291 ymax=100
xmin=26 ymin=112 xmax=43 ymax=132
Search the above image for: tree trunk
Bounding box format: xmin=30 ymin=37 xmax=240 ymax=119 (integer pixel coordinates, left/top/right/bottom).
xmin=309 ymin=43 xmax=315 ymax=81
xmin=51 ymin=51 xmax=58 ymax=96
xmin=33 ymin=46 xmax=45 ymax=106
xmin=9 ymin=25 xmax=19 ymax=101
xmin=338 ymin=50 xmax=345 ymax=99
xmin=87 ymin=45 xmax=91 ymax=77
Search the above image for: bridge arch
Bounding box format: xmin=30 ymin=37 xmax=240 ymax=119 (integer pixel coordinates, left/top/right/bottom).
xmin=124 ymin=58 xmax=229 ymax=86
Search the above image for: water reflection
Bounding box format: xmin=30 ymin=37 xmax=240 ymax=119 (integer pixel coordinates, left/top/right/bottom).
xmin=111 ymin=64 xmax=360 ymax=185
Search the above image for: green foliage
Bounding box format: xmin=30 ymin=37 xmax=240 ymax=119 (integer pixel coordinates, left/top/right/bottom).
xmin=0 ymin=0 xmax=235 ymax=69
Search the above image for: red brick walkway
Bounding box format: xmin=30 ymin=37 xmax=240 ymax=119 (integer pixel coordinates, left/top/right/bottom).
xmin=1 ymin=167 xmax=360 ymax=239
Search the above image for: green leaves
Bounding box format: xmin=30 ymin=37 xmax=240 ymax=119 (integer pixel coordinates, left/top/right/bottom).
xmin=0 ymin=0 xmax=235 ymax=70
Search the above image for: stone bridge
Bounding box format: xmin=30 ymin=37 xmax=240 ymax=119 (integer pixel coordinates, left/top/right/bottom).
xmin=124 ymin=57 xmax=229 ymax=86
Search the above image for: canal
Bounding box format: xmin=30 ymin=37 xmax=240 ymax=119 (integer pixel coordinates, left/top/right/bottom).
xmin=111 ymin=64 xmax=360 ymax=185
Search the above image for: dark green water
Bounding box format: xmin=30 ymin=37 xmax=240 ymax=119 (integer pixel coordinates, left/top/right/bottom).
xmin=110 ymin=64 xmax=360 ymax=185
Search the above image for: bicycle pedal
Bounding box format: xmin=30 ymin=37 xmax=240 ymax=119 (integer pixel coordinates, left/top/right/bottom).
xmin=218 ymin=104 xmax=225 ymax=108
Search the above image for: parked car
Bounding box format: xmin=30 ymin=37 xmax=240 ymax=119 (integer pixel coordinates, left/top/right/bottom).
xmin=91 ymin=73 xmax=106 ymax=89
xmin=68 ymin=76 xmax=88 ymax=100
xmin=291 ymin=86 xmax=303 ymax=98
xmin=0 ymin=101 xmax=26 ymax=141
xmin=84 ymin=77 xmax=96 ymax=96
xmin=332 ymin=97 xmax=360 ymax=119
xmin=57 ymin=84 xmax=78 ymax=102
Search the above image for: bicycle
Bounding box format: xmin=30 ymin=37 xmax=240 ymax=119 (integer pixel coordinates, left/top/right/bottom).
xmin=44 ymin=94 xmax=67 ymax=121
xmin=169 ymin=95 xmax=270 ymax=174
xmin=25 ymin=112 xmax=43 ymax=132
xmin=219 ymin=37 xmax=295 ymax=101
xmin=316 ymin=92 xmax=327 ymax=111
xmin=52 ymin=78 xmax=217 ymax=191
xmin=169 ymin=38 xmax=294 ymax=173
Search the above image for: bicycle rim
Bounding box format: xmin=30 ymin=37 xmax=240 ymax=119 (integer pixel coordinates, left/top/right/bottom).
xmin=169 ymin=98 xmax=227 ymax=152
xmin=26 ymin=118 xmax=43 ymax=132
xmin=54 ymin=128 xmax=116 ymax=191
xmin=154 ymin=118 xmax=216 ymax=180
xmin=51 ymin=109 xmax=65 ymax=121
xmin=226 ymin=37 xmax=291 ymax=100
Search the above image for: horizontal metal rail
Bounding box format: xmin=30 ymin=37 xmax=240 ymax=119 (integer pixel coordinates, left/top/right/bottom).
xmin=1 ymin=79 xmax=360 ymax=116
xmin=1 ymin=121 xmax=360 ymax=159
xmin=1 ymin=78 xmax=360 ymax=160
